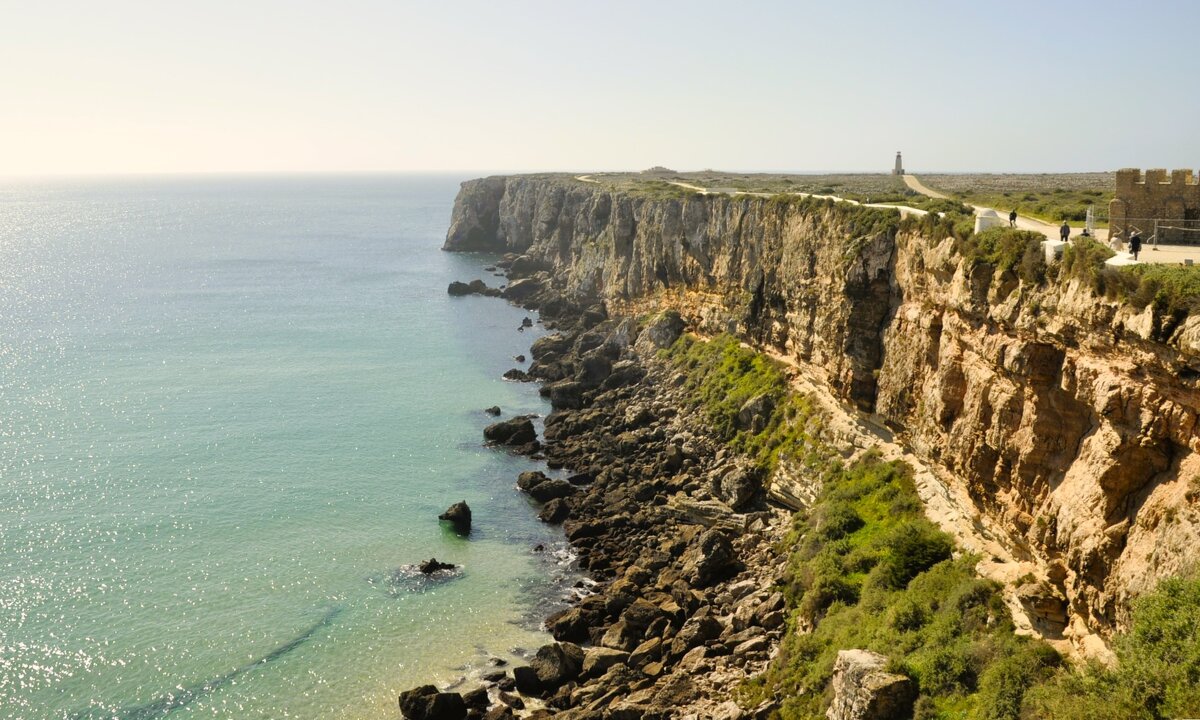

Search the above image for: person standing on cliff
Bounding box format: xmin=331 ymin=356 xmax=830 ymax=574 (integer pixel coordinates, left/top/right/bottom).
xmin=1060 ymin=221 xmax=1070 ymax=242
xmin=1130 ymin=231 xmax=1143 ymax=261
xmin=1009 ymin=209 xmax=1018 ymax=227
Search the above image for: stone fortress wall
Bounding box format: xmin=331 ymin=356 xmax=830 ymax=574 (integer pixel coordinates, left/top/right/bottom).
xmin=1110 ymin=168 xmax=1200 ymax=244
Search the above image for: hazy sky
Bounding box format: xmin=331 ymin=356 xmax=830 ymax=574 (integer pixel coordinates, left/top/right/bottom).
xmin=3 ymin=1 xmax=1197 ymax=175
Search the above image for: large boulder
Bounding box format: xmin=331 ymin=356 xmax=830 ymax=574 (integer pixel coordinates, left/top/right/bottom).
xmin=502 ymin=277 xmax=544 ymax=302
xmin=528 ymin=642 xmax=585 ymax=689
xmin=736 ymin=393 xmax=775 ymax=433
xmin=711 ymin=464 xmax=762 ymax=510
xmin=679 ymin=529 xmax=739 ymax=588
xmin=438 ymin=501 xmax=472 ymax=534
xmin=398 ymin=685 xmax=468 ymax=720
xmin=634 ymin=310 xmax=684 ymax=355
xmin=516 ymin=471 xmax=576 ymax=502
xmin=825 ymin=650 xmax=915 ymax=720
xmin=484 ymin=417 xmax=536 ymax=446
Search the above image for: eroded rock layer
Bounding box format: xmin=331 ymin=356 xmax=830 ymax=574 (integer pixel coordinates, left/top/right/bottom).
xmin=446 ymin=175 xmax=1200 ymax=644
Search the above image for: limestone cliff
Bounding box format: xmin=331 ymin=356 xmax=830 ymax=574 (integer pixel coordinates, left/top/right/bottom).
xmin=445 ymin=175 xmax=1200 ymax=650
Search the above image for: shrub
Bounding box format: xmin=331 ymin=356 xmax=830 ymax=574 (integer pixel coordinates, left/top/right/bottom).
xmin=876 ymin=521 xmax=954 ymax=589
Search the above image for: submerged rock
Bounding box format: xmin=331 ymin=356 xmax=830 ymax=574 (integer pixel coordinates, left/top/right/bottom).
xmin=419 ymin=558 xmax=457 ymax=575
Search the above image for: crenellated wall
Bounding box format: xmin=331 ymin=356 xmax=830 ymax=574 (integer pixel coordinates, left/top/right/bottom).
xmin=1110 ymin=167 xmax=1200 ymax=242
xmin=445 ymin=175 xmax=1200 ymax=649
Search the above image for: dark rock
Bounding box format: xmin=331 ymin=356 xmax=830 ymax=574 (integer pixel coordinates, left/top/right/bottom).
xmin=438 ymin=501 xmax=472 ymax=534
xmin=634 ymin=310 xmax=684 ymax=355
xmin=511 ymin=665 xmax=542 ymax=695
xmin=529 ymin=642 xmax=584 ymax=689
xmin=507 ymin=255 xmax=546 ymax=277
xmin=736 ymin=393 xmax=775 ymax=433
xmin=521 ymin=317 xmax=534 ymax=328
xmin=679 ymin=530 xmax=739 ymax=588
xmin=483 ymin=406 xmax=501 ymax=416
xmin=399 ymin=685 xmax=467 ymax=720
xmin=545 ymin=380 xmax=586 ymax=410
xmin=713 ymin=465 xmax=762 ymax=510
xmin=670 ymin=613 xmax=724 ymax=657
xmin=575 ymin=352 xmax=613 ymax=388
xmin=581 ymin=647 xmax=629 ymax=677
xmin=462 ymin=687 xmax=489 ymax=710
xmin=528 ymin=479 xmax=576 ymax=503
xmin=497 ymin=691 xmax=524 ymax=709
xmin=484 ymin=417 xmax=536 ymax=446
xmin=447 ymin=281 xmax=473 ymax=296
xmin=502 ymin=277 xmax=544 ymax=302
xmin=530 ymin=333 xmax=571 ymax=360
xmin=538 ymin=498 xmax=571 ymax=524
xmin=483 ymin=707 xmax=514 ymax=720
xmin=516 ymin=471 xmax=576 ymax=502
xmin=513 ymin=354 xmax=526 ymax=363
xmin=502 ymin=369 xmax=532 ymax=382
xmin=418 ymin=558 xmax=457 ymax=574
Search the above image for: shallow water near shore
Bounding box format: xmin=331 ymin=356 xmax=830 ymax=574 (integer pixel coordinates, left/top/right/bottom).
xmin=0 ymin=175 xmax=574 ymax=719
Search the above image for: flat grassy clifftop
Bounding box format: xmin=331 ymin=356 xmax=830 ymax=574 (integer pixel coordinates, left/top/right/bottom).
xmin=664 ymin=334 xmax=1200 ymax=720
xmin=919 ymin=173 xmax=1115 ymax=225
xmin=573 ymin=172 xmax=968 ymax=213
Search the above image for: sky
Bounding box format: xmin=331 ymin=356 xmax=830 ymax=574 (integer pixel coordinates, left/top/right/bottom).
xmin=2 ymin=0 xmax=1198 ymax=175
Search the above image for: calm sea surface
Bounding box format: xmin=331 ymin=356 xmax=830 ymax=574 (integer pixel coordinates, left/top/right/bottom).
xmin=0 ymin=175 xmax=572 ymax=719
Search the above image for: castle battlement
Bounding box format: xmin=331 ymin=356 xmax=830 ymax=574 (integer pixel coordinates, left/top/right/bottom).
xmin=1111 ymin=167 xmax=1200 ymax=243
xmin=1116 ymin=167 xmax=1199 ymax=191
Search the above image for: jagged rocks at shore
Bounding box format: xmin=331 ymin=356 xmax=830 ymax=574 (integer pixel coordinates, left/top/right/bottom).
xmin=402 ymin=281 xmax=791 ymax=719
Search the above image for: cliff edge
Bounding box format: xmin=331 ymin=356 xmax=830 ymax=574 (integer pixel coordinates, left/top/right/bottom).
xmin=445 ymin=175 xmax=1200 ymax=652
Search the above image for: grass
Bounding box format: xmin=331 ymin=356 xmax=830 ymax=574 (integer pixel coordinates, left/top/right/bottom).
xmin=663 ymin=333 xmax=1200 ymax=720
xmin=575 ymin=172 xmax=971 ymax=213
xmin=920 ymin=173 xmax=1114 ymax=226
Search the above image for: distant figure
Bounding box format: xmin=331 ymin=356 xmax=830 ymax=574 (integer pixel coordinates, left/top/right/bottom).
xmin=1009 ymin=210 xmax=1018 ymax=227
xmin=1060 ymin=221 xmax=1070 ymax=242
xmin=1130 ymin=231 xmax=1143 ymax=261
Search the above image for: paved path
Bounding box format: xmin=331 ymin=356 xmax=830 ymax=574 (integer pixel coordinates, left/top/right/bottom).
xmin=905 ymin=174 xmax=1060 ymax=238
xmin=899 ymin=174 xmax=1200 ymax=266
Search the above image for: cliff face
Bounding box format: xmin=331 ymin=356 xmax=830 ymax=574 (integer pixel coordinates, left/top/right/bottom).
xmin=445 ymin=175 xmax=1200 ymax=647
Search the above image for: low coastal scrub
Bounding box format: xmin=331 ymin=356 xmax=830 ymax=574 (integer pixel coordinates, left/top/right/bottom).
xmin=955 ymin=227 xmax=1048 ymax=285
xmin=663 ymin=334 xmax=834 ymax=475
xmin=663 ymin=333 xmax=1200 ymax=719
xmin=738 ymin=452 xmax=1061 ymax=720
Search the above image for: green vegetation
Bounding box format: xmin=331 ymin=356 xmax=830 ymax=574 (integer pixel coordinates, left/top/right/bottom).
xmin=664 ymin=334 xmax=1200 ymax=719
xmin=1026 ymin=576 xmax=1200 ymax=719
xmin=737 ymin=449 xmax=1060 ymax=720
xmin=1055 ymin=236 xmax=1200 ymax=326
xmin=576 ymin=172 xmax=970 ymax=213
xmin=955 ymin=227 xmax=1048 ymax=285
xmin=663 ymin=334 xmax=834 ymax=476
xmin=921 ymin=173 xmax=1115 ymax=225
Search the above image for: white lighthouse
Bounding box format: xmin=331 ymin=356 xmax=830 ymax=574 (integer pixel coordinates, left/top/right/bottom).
xmin=892 ymin=152 xmax=904 ymax=176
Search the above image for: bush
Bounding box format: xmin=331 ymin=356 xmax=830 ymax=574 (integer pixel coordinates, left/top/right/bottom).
xmin=876 ymin=521 xmax=954 ymax=589
xmin=955 ymin=227 xmax=1047 ymax=284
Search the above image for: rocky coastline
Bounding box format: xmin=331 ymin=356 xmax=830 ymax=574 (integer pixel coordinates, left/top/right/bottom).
xmin=399 ymin=257 xmax=795 ymax=720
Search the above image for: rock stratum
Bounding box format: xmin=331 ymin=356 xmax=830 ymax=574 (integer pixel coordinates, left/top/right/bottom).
xmin=445 ymin=174 xmax=1200 ymax=652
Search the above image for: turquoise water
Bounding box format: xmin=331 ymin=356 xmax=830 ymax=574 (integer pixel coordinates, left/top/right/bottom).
xmin=0 ymin=176 xmax=572 ymax=719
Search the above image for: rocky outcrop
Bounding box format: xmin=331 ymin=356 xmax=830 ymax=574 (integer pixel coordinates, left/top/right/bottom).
xmin=438 ymin=501 xmax=472 ymax=535
xmin=826 ymin=650 xmax=915 ymax=720
xmin=445 ymin=175 xmax=1200 ymax=648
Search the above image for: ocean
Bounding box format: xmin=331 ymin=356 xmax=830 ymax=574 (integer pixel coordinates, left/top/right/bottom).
xmin=0 ymin=175 xmax=574 ymax=719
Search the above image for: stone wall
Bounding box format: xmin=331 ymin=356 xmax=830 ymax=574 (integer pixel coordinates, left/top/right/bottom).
xmin=1109 ymin=168 xmax=1200 ymax=243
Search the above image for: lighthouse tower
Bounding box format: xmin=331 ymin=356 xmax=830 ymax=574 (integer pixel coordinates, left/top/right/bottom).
xmin=892 ymin=152 xmax=905 ymax=176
